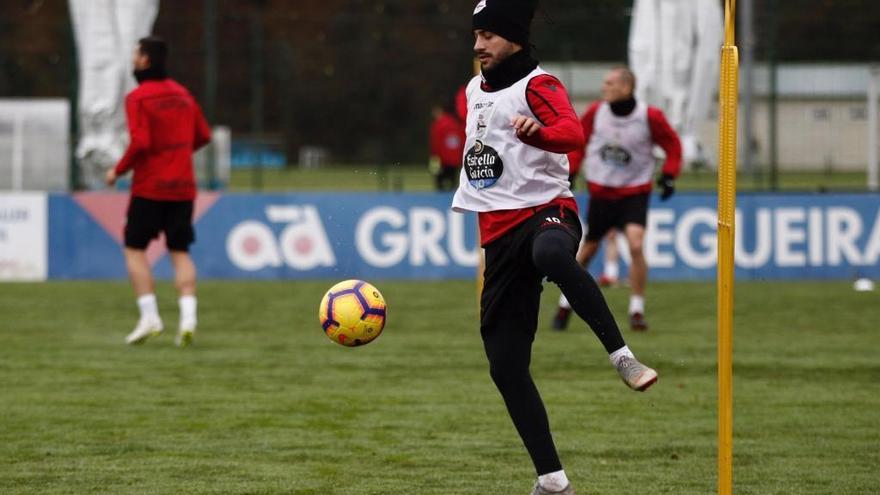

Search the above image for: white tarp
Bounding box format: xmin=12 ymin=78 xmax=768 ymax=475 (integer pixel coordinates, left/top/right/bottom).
xmin=628 ymin=0 xmax=722 ymax=165
xmin=68 ymin=0 xmax=159 ymax=189
xmin=0 ymin=193 xmax=47 ymax=281
xmin=0 ymin=99 xmax=70 ymax=191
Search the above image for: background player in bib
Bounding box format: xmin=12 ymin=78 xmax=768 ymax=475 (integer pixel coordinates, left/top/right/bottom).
xmin=453 ymin=3 xmax=658 ymax=494
xmin=566 ymin=157 xmax=620 ymax=289
xmin=105 ymin=36 xmax=211 ymax=347
xmin=554 ymin=67 xmax=681 ymax=331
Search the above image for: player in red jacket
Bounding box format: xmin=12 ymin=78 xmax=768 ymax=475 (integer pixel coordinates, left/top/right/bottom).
xmin=105 ymin=36 xmax=211 ymax=347
xmin=429 ymin=94 xmax=466 ymax=191
xmin=554 ymin=67 xmax=682 ymax=332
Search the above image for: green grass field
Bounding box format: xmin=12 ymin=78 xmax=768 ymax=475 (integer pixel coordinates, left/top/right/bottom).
xmin=2 ymin=280 xmax=878 ymax=494
xmin=227 ymin=165 xmax=872 ymax=193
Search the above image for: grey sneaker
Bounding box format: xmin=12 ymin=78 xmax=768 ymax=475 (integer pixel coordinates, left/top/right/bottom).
xmin=616 ymin=356 xmax=658 ymax=391
xmin=530 ymin=481 xmax=575 ymax=495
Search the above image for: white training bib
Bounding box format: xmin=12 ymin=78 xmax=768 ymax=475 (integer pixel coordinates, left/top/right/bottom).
xmin=584 ymin=101 xmax=656 ymax=188
xmin=452 ymin=67 xmax=572 ymax=213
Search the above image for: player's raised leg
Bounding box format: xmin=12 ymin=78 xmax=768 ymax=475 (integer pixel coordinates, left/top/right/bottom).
xmin=533 ymin=227 xmax=657 ymax=392
xmin=553 ymin=238 xmax=599 ymax=330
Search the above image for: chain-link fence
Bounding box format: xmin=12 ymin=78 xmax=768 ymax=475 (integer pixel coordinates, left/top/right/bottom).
xmin=1 ymin=0 xmax=878 ymax=191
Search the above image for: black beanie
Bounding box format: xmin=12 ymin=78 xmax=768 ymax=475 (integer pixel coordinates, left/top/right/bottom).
xmin=472 ymin=0 xmax=538 ymax=47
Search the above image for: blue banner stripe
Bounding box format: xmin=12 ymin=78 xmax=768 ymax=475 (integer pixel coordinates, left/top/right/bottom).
xmin=47 ymin=192 xmax=880 ymax=280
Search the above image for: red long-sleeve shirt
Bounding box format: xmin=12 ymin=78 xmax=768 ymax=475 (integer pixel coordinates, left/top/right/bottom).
xmin=455 ymin=84 xmax=468 ymax=122
xmin=478 ymin=74 xmax=584 ymax=245
xmin=115 ymin=79 xmax=211 ymax=201
xmin=567 ymin=100 xmax=682 ymax=199
xmin=429 ymin=111 xmax=466 ymax=167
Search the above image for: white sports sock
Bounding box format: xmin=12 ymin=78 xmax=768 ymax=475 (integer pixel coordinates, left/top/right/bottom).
xmin=609 ymin=345 xmax=635 ymax=366
xmin=603 ymin=260 xmax=619 ymax=280
xmin=137 ymin=294 xmax=159 ymax=319
xmin=628 ymin=295 xmax=645 ymax=315
xmin=179 ymin=295 xmax=197 ymax=326
xmin=558 ymin=293 xmax=571 ymax=310
xmin=538 ymin=469 xmax=570 ymax=492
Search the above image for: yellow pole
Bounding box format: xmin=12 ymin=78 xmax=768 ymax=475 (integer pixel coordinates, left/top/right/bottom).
xmin=717 ymin=1 xmax=738 ymax=494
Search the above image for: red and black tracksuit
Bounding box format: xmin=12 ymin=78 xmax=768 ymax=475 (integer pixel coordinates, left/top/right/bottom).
xmin=115 ymin=77 xmax=211 ymax=251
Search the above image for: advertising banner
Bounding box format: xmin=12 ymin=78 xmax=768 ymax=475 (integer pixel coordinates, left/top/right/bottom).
xmin=0 ymin=193 xmax=47 ymax=281
xmin=47 ymin=192 xmax=880 ymax=281
xmin=638 ymin=193 xmax=880 ymax=280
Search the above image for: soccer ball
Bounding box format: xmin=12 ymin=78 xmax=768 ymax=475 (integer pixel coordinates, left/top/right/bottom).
xmin=319 ymin=279 xmax=387 ymax=347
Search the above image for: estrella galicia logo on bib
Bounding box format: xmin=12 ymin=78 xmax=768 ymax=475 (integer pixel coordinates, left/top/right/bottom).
xmin=464 ymin=140 xmax=503 ymax=189
xmin=599 ymin=144 xmax=633 ymax=168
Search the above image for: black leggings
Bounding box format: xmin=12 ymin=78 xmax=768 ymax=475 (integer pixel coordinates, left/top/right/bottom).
xmin=534 ymin=229 xmax=626 ymax=353
xmin=480 ymin=213 xmax=626 ymax=475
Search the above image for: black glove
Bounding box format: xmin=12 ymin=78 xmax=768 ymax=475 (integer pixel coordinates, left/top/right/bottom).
xmin=657 ymin=174 xmax=675 ymax=201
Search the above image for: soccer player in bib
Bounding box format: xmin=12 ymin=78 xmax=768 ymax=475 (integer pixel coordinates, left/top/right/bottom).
xmin=553 ymin=67 xmax=682 ymax=332
xmin=452 ymin=2 xmax=658 ymax=494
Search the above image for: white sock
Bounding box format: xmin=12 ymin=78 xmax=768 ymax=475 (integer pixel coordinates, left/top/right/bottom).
xmin=609 ymin=345 xmax=635 ymax=366
xmin=179 ymin=295 xmax=197 ymax=326
xmin=558 ymin=293 xmax=571 ymax=310
xmin=628 ymin=295 xmax=645 ymax=315
xmin=603 ymin=260 xmax=619 ymax=280
xmin=137 ymin=294 xmax=159 ymax=319
xmin=538 ymin=469 xmax=570 ymax=492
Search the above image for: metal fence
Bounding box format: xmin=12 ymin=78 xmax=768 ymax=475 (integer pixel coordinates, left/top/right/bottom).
xmin=1 ymin=0 xmax=878 ymax=191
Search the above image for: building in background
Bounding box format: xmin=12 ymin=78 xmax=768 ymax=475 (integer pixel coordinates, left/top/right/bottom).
xmin=548 ymin=62 xmax=878 ymax=172
xmin=1 ymin=0 xmax=878 ymax=186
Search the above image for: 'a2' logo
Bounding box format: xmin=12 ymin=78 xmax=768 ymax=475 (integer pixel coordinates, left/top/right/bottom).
xmin=226 ymin=205 xmax=336 ymax=271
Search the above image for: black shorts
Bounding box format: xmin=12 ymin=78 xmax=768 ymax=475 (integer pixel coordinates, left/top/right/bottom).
xmin=481 ymin=204 xmax=582 ymax=336
xmin=585 ymin=193 xmax=650 ymax=241
xmin=124 ymin=197 xmax=195 ymax=251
